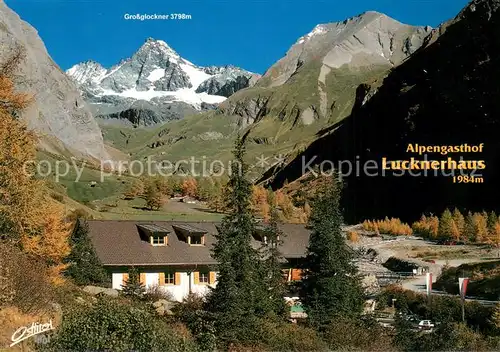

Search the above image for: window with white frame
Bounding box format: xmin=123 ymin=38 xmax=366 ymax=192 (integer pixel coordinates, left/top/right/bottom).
xmin=151 ymin=235 xmax=165 ymax=245
xmin=189 ymin=235 xmax=203 ymax=245
xmin=199 ymin=271 xmax=209 ymax=284
xmin=165 ymin=272 xmax=175 ymax=285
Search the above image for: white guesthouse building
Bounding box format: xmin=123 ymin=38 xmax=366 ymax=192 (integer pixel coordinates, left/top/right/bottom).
xmin=87 ymin=220 xmax=310 ymax=301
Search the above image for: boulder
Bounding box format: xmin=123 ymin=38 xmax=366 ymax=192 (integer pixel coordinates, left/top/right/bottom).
xmin=102 ymin=288 xmax=119 ymax=297
xmin=83 ymin=286 xmax=106 ymax=295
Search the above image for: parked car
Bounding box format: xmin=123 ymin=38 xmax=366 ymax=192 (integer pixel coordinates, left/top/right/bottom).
xmin=418 ymin=320 xmax=435 ymax=330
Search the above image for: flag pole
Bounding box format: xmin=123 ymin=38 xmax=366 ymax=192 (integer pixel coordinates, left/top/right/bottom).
xmin=459 ymin=277 xmax=469 ymax=322
xmin=426 ymin=272 xmax=432 ymax=309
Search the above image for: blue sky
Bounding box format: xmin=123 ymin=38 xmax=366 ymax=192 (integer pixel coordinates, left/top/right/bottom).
xmin=6 ymin=0 xmax=470 ymax=74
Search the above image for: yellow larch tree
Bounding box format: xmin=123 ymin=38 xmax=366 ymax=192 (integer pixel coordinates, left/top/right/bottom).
xmin=0 ymin=62 xmax=42 ymax=241
xmin=490 ymin=221 xmax=500 ymax=258
xmin=250 ymin=185 xmax=270 ymax=221
xmin=1 ymin=51 xmax=71 ymax=282
xmin=275 ymin=190 xmax=294 ymax=221
xmin=472 ymin=212 xmax=489 ymax=243
xmin=21 ymin=201 xmax=71 ymax=284
xmin=181 ymin=177 xmax=198 ymax=198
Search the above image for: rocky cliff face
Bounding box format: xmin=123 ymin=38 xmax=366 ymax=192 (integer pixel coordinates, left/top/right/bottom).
xmin=266 ymin=0 xmax=500 ymax=222
xmin=215 ymin=12 xmax=430 ymax=136
xmin=67 ymin=39 xmax=259 ymax=126
xmin=195 ymin=65 xmax=260 ymax=97
xmin=0 ymin=1 xmax=108 ymax=160
xmin=259 ymin=11 xmax=431 ymax=88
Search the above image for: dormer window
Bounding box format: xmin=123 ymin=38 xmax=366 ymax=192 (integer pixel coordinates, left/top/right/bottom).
xmin=137 ymin=224 xmax=170 ymax=246
xmin=252 ymin=226 xmax=267 ymax=242
xmin=151 ymin=235 xmax=166 ymax=246
xmin=172 ymin=224 xmax=207 ymax=246
xmin=188 ymin=235 xmax=204 ymax=246
xmin=253 ymin=226 xmax=280 ymax=247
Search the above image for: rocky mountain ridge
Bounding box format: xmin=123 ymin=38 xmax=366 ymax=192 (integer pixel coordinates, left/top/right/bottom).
xmin=67 ymin=38 xmax=260 ymax=126
xmin=258 ymin=11 xmax=432 ymax=88
xmin=0 ymin=1 xmax=109 ymax=160
xmin=211 ymin=11 xmax=431 ymax=137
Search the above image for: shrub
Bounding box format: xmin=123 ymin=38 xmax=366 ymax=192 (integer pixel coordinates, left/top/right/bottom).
xmin=323 ymin=316 xmax=395 ymax=351
xmin=346 ymin=230 xmax=360 ymax=243
xmin=435 ymin=261 xmax=500 ymax=301
xmin=173 ymin=294 xmax=217 ymax=351
xmin=0 ymin=244 xmax=56 ymax=314
xmin=403 ymin=322 xmax=491 ymax=351
xmin=144 ymin=285 xmax=173 ymax=302
xmin=45 ymin=297 xmax=197 ymax=352
xmin=254 ymin=318 xmax=326 ymax=352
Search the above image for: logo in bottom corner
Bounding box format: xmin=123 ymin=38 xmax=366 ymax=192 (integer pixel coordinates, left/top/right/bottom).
xmin=10 ymin=320 xmax=55 ymax=347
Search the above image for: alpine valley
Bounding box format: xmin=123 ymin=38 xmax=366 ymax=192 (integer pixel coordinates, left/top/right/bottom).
xmin=2 ymin=0 xmax=500 ymax=222
xmin=91 ymin=11 xmax=432 ymax=175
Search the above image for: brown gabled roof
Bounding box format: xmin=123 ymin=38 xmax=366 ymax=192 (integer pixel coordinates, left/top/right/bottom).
xmin=87 ymin=220 xmax=311 ymax=267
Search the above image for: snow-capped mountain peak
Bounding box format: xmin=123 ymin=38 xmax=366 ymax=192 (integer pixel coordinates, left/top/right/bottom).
xmin=134 ymin=37 xmax=181 ymax=64
xmin=66 ymin=60 xmax=107 ymax=85
xmin=66 ymin=38 xmax=260 ymax=125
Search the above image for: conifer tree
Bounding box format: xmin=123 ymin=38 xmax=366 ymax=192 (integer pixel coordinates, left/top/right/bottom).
xmin=487 ymin=211 xmax=498 ymax=236
xmin=490 ymin=221 xmax=500 ymax=257
xmin=450 ymin=221 xmax=461 ymax=242
xmin=207 ymin=133 xmax=266 ymax=343
xmin=275 ymin=190 xmax=294 ymax=221
xmin=0 ymin=58 xmax=40 ymax=242
xmin=258 ymin=190 xmax=287 ymax=319
xmin=154 ymin=176 xmax=171 ymax=196
xmin=452 ymin=208 xmax=465 ymax=239
xmin=1 ymin=54 xmax=71 ymax=281
xmin=145 ymin=183 xmax=164 ymax=210
xmin=65 ymin=219 xmax=109 ymax=286
xmin=472 ymin=212 xmax=489 ymax=243
xmin=299 ymin=178 xmax=363 ymax=328
xmin=196 ymin=177 xmax=213 ymax=201
xmin=121 ymin=266 xmax=145 ymax=299
xmin=123 ymin=179 xmax=144 ymax=200
xmin=181 ymin=177 xmax=198 ymax=198
xmin=438 ymin=209 xmax=454 ymax=241
xmin=464 ymin=212 xmax=475 ymax=243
